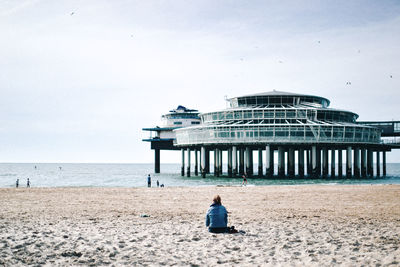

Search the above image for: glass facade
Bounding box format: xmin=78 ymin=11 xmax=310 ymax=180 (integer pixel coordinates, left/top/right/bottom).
xmin=174 ymin=92 xmax=381 ymax=146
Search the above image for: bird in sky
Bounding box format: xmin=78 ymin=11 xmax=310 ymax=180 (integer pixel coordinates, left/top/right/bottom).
xmin=70 ymin=12 xmax=74 ymax=16
xmin=390 ymin=75 xmax=393 ymax=78
xmin=346 ymin=81 xmax=352 ymax=85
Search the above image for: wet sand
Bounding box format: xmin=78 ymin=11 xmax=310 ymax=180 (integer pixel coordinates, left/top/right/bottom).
xmin=0 ymin=185 xmax=399 ymax=266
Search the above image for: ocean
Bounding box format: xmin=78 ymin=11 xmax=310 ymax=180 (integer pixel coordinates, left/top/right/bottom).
xmin=1 ymin=163 xmax=400 ymax=188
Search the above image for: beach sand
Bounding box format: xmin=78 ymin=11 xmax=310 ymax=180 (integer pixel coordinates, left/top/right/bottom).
xmin=0 ymin=185 xmax=399 ymax=266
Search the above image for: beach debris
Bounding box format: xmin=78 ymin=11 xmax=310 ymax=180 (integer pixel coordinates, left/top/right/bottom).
xmin=140 ymin=214 xmax=150 ymax=218
xmin=61 ymin=251 xmax=82 ymax=257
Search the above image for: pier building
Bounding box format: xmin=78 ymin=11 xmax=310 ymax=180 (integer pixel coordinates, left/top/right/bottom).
xmin=171 ymin=91 xmax=399 ymax=178
xmin=142 ymin=105 xmax=200 ymax=173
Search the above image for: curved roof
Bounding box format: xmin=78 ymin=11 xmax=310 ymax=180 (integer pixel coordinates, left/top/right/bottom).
xmin=229 ymin=90 xmax=330 ymax=106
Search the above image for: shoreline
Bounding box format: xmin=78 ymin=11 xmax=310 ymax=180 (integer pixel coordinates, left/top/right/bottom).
xmin=1 ymin=184 xmax=399 ymax=266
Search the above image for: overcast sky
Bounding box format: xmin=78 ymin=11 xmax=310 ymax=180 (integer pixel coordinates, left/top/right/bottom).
xmin=0 ymin=0 xmax=399 ymax=163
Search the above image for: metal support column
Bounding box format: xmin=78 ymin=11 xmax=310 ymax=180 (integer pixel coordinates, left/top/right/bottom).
xmin=316 ymin=147 xmax=321 ymax=177
xmin=219 ymin=149 xmax=223 ymax=176
xmin=228 ymin=148 xmax=232 ymax=177
xmin=214 ymin=149 xmax=218 ymax=177
xmin=376 ymin=151 xmax=380 ymax=177
xmin=249 ymin=149 xmax=254 ymax=176
xmin=367 ymin=149 xmax=373 ymax=177
xmin=232 ymin=146 xmax=237 ymax=177
xmin=245 ymin=147 xmax=251 ymax=175
xmin=154 ymin=148 xmax=160 ymax=173
xmin=361 ymin=148 xmax=367 ymax=177
xmin=239 ymin=148 xmax=244 ymax=175
xmin=288 ymin=148 xmax=295 ymax=177
xmin=354 ymin=147 xmax=360 ymax=178
xmin=338 ymin=149 xmax=343 ymax=178
xmin=298 ymin=148 xmax=304 ymax=178
xmin=181 ymin=148 xmax=185 ymax=176
xmin=278 ymin=147 xmax=285 ymax=177
xmin=258 ymin=148 xmax=263 ymax=177
xmin=306 ymin=149 xmax=311 ymax=177
xmin=201 ymin=146 xmax=206 ymax=178
xmin=186 ymin=148 xmax=191 ymax=177
xmin=322 ymin=148 xmax=328 ymax=177
xmin=194 ymin=149 xmax=198 ymax=176
xmin=346 ymin=146 xmax=352 ymax=178
xmin=311 ymin=145 xmax=318 ymax=178
xmin=266 ymin=145 xmax=273 ymax=178
xmin=205 ymin=149 xmax=210 ymax=174
xmin=330 ymin=149 xmax=335 ymax=178
xmin=383 ymin=151 xmax=386 ymax=176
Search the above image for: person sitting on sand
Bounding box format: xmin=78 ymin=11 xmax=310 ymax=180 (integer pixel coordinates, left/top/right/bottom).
xmin=205 ymin=195 xmax=237 ymax=233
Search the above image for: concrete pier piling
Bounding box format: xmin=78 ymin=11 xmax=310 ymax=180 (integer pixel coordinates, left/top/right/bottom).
xmin=354 ymin=147 xmax=360 ymax=178
xmin=181 ymin=148 xmax=185 ymax=176
xmin=265 ymin=145 xmax=273 ymax=178
xmin=306 ymin=149 xmax=311 ymax=177
xmin=239 ymin=149 xmax=244 ymax=175
xmin=383 ymin=151 xmax=386 ymax=176
xmin=330 ymin=149 xmax=335 ymax=178
xmin=288 ymin=148 xmax=295 ymax=177
xmin=194 ymin=149 xmax=198 ymax=176
xmin=155 ymin=149 xmax=160 ymax=174
xmin=232 ymin=146 xmax=237 ymax=177
xmin=201 ymin=146 xmax=206 ymax=178
xmin=278 ymin=147 xmax=285 ymax=177
xmin=258 ymin=148 xmax=263 ymax=177
xmin=338 ymin=149 xmax=343 ymax=178
xmin=186 ymin=148 xmax=191 ymax=177
xmin=376 ymin=151 xmax=380 ymax=177
xmin=346 ymin=146 xmax=352 ymax=178
xmin=228 ymin=148 xmax=233 ymax=177
xmin=322 ymin=148 xmax=328 ymax=177
xmin=177 ymin=144 xmax=391 ymax=179
xmin=361 ymin=148 xmax=367 ymax=177
xmin=367 ymin=149 xmax=373 ymax=177
xmin=245 ymin=147 xmax=251 ymax=175
xmin=298 ymin=148 xmax=304 ymax=178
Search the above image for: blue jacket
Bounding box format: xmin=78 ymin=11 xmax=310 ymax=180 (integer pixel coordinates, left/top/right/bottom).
xmin=205 ymin=203 xmax=228 ymax=228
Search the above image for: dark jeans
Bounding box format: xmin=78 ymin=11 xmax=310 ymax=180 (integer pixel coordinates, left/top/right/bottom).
xmin=208 ymin=227 xmax=229 ymax=233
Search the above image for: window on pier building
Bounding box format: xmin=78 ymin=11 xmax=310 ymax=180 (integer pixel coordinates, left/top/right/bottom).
xmin=394 ymin=123 xmax=400 ymax=132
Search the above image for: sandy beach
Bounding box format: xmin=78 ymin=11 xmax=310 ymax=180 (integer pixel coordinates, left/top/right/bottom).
xmin=0 ymin=185 xmax=399 ymax=266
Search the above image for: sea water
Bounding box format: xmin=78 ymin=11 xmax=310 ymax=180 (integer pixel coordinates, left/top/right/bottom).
xmin=1 ymin=163 xmax=400 ymax=188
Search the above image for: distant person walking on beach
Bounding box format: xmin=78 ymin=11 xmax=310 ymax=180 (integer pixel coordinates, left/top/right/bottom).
xmin=16 ymin=179 xmax=19 ymax=188
xmin=205 ymin=195 xmax=237 ymax=233
xmin=27 ymin=178 xmax=30 ymax=188
xmin=242 ymin=174 xmax=248 ymax=186
xmin=147 ymin=174 xmax=151 ymax=187
xmin=157 ymin=180 xmax=159 ymax=187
